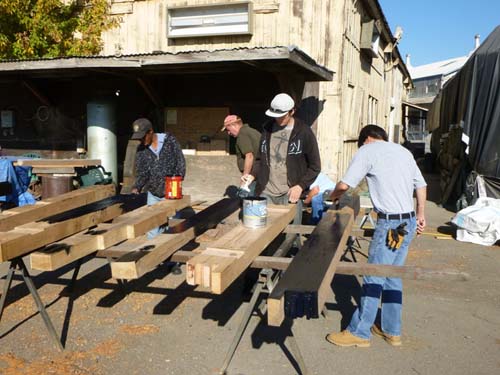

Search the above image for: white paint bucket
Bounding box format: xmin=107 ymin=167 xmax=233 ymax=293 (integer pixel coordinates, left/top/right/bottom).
xmin=242 ymin=197 xmax=267 ymax=228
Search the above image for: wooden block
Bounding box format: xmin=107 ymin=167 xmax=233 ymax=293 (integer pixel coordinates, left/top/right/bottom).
xmin=0 ymin=184 xmax=116 ymax=232
xmin=187 ymin=205 xmax=296 ymax=294
xmin=110 ymin=229 xmax=194 ymax=279
xmin=30 ymin=230 xmax=100 ymax=271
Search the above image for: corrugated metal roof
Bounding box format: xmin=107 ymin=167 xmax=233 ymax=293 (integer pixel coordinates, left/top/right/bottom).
xmin=409 ymin=55 xmax=469 ymax=80
xmin=0 ymin=45 xmax=333 ymax=81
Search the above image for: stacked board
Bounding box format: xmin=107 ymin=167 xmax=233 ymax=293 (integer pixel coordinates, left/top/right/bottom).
xmin=186 ymin=204 xmax=296 ymax=294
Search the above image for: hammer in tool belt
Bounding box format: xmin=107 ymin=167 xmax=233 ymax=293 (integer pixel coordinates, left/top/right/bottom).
xmin=387 ymin=222 xmax=408 ymax=250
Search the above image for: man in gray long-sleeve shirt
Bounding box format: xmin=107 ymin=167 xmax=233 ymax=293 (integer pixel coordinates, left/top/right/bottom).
xmin=326 ymin=124 xmax=426 ymax=348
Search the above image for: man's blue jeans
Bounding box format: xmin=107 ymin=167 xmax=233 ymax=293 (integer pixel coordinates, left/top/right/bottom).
xmin=347 ymin=216 xmax=417 ymax=339
xmin=147 ymin=191 xmax=166 ymax=239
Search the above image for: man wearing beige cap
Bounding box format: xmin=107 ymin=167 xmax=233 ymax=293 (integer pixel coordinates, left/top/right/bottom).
xmin=221 ymin=115 xmax=260 ymax=195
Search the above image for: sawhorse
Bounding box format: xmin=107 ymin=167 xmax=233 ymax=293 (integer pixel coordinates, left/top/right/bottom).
xmin=0 ymin=257 xmax=83 ymax=351
xmin=217 ymin=233 xmax=309 ymax=375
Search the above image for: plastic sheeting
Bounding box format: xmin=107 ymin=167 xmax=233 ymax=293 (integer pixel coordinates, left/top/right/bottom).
xmin=0 ymin=158 xmax=35 ymax=207
xmin=452 ymin=197 xmax=500 ymax=246
xmin=428 ymin=25 xmax=500 ymax=196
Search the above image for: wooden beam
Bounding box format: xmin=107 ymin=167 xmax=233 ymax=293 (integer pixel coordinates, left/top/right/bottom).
xmin=137 ymin=77 xmax=164 ymax=108
xmin=186 ymin=204 xmax=296 ymax=294
xmin=29 ymin=197 xmax=190 ymax=271
xmin=0 ymin=197 xmax=127 ymax=262
xmin=110 ymin=198 xmax=240 ymax=279
xmin=171 ymin=252 xmax=469 ymax=281
xmin=22 ymin=80 xmax=52 ymax=106
xmin=14 ymin=159 xmax=102 ymax=167
xmin=267 ymin=207 xmax=353 ymax=326
xmin=0 ymin=185 xmax=116 ymax=232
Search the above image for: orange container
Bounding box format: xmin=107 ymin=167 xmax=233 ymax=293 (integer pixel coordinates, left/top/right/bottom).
xmin=165 ymin=175 xmax=183 ymax=199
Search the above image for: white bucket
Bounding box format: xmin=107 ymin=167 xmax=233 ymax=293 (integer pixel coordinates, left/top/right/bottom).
xmin=242 ymin=197 xmax=267 ymax=228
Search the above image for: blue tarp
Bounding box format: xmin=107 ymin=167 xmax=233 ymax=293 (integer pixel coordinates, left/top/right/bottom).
xmin=0 ymin=157 xmax=35 ymax=206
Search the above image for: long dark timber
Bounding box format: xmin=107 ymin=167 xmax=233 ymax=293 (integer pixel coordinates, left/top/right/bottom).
xmin=267 ymin=208 xmax=353 ymax=326
xmin=166 ymin=198 xmax=240 ymax=235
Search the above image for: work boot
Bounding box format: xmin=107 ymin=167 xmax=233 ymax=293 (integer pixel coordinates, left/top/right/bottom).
xmin=371 ymin=325 xmax=402 ymax=346
xmin=326 ymin=330 xmax=370 ymax=348
xmin=170 ymin=262 xmax=182 ymax=275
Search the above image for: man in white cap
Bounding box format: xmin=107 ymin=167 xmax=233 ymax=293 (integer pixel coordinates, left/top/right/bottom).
xmin=248 ymin=93 xmax=321 ymax=221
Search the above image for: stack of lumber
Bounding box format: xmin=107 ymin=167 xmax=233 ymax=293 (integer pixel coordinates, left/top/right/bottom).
xmin=186 ymin=204 xmax=296 ymax=294
xmin=0 ymin=184 xmax=115 ymax=232
xmin=14 ymin=158 xmax=103 ymax=176
xmin=107 ymin=198 xmax=241 ymax=280
xmin=0 ymin=185 xmax=117 ymax=262
xmin=30 ymin=196 xmax=191 ymax=271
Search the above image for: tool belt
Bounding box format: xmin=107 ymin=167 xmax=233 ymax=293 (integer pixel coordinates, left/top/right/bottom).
xmin=386 ymin=222 xmax=409 ymax=251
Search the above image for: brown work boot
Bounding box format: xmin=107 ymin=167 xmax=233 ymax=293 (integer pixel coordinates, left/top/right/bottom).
xmin=326 ymin=330 xmax=370 ymax=347
xmin=371 ymin=325 xmax=402 ymax=346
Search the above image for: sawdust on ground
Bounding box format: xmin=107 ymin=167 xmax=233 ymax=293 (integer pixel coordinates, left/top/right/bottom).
xmin=119 ymin=324 xmax=160 ymax=335
xmin=0 ymin=338 xmax=122 ymax=375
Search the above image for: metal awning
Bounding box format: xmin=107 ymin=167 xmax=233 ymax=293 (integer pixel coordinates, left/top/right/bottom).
xmin=0 ymin=46 xmax=333 ymax=82
xmin=402 ymin=100 xmax=429 ymax=112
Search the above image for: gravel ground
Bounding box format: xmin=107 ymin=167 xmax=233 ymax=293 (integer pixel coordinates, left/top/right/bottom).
xmin=0 ymin=173 xmax=499 ymax=375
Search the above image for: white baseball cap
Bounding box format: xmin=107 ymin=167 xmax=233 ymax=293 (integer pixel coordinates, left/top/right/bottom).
xmin=265 ymin=93 xmax=295 ymax=118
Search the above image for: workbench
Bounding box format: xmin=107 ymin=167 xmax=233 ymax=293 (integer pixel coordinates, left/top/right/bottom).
xmin=0 ymin=190 xmax=468 ymax=373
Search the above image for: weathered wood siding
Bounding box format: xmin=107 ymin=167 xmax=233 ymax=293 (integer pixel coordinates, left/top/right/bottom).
xmin=102 ymin=0 xmax=409 ymax=180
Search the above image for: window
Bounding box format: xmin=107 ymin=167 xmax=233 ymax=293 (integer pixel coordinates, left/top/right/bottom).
xmin=360 ymin=19 xmax=381 ymax=58
xmin=167 ymin=2 xmax=253 ymax=38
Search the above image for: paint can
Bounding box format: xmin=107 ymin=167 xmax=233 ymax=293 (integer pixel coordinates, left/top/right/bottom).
xmin=165 ymin=175 xmax=183 ymax=199
xmin=242 ymin=197 xmax=267 ymax=228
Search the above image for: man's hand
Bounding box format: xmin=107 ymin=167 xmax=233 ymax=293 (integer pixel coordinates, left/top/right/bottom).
xmin=131 ymin=187 xmax=139 ymax=194
xmin=416 ymin=214 xmax=426 ymax=235
xmin=303 ymin=186 xmax=320 ymax=205
xmin=240 ymin=174 xmax=254 ymax=188
xmin=288 ymin=185 xmax=303 ymax=203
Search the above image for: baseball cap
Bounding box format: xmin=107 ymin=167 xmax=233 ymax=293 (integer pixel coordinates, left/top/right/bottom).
xmin=220 ymin=115 xmax=240 ymax=131
xmin=131 ymin=118 xmax=153 ymax=140
xmin=265 ymin=93 xmax=295 ymax=118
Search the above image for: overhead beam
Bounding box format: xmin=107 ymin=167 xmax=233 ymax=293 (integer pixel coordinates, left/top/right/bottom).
xmin=22 ymin=80 xmax=52 ymax=106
